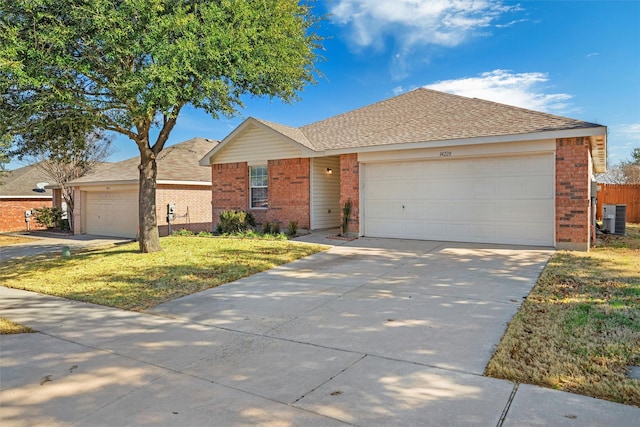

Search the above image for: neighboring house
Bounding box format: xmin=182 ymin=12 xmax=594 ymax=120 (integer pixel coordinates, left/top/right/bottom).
xmin=66 ymin=138 xmax=216 ymax=238
xmin=0 ymin=164 xmax=54 ymax=232
xmin=200 ymin=88 xmax=607 ymax=251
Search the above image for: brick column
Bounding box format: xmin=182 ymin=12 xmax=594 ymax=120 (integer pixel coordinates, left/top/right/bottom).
xmin=339 ymin=153 xmax=360 ymax=236
xmin=556 ymin=137 xmax=591 ymax=251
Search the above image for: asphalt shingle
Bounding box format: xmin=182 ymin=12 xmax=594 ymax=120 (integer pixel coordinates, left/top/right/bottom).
xmin=70 ymin=138 xmax=217 ymax=184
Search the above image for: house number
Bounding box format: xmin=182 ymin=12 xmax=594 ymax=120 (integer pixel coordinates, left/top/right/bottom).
xmin=439 ymin=151 xmax=452 ymax=157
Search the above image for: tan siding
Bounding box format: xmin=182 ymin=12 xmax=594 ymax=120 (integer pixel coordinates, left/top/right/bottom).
xmin=312 ymin=156 xmax=341 ymax=229
xmin=213 ymin=124 xmax=304 ymax=164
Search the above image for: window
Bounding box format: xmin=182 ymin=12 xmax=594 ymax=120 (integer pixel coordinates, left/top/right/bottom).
xmin=250 ymin=166 xmax=268 ymax=209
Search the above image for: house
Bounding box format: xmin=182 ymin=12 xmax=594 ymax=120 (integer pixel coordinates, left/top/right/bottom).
xmin=0 ymin=164 xmax=54 ymax=232
xmin=66 ymin=138 xmax=216 ymax=238
xmin=200 ymin=88 xmax=607 ymax=251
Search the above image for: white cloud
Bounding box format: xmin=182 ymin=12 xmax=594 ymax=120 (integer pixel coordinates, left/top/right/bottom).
xmin=610 ymin=124 xmax=640 ymax=140
xmin=495 ymin=19 xmax=529 ymax=28
xmin=393 ymin=86 xmax=405 ymax=96
xmin=424 ymin=69 xmax=573 ymax=113
xmin=330 ymin=0 xmax=519 ymax=50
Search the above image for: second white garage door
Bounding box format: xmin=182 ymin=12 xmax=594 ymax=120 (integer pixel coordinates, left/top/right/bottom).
xmin=362 ymin=154 xmax=554 ymax=246
xmin=85 ymin=191 xmax=138 ymax=238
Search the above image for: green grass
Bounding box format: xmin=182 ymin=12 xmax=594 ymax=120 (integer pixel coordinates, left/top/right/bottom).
xmin=0 ymin=236 xmax=327 ymax=311
xmin=0 ymin=318 xmax=36 ymax=334
xmin=486 ymin=224 xmax=640 ymax=407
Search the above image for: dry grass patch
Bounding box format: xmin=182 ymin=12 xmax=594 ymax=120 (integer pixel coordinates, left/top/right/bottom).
xmin=0 ymin=318 xmax=36 ymax=334
xmin=0 ymin=236 xmax=327 ymax=311
xmin=486 ymin=223 xmax=640 ymax=406
xmin=0 ymin=235 xmax=32 ymax=246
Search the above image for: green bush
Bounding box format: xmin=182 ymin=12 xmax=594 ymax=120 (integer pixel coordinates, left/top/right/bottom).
xmin=262 ymin=221 xmax=272 ymax=234
xmin=172 ymin=229 xmax=194 ymax=236
xmin=219 ymin=210 xmax=250 ymax=234
xmin=272 ymin=221 xmax=281 ymax=234
xmin=197 ymin=231 xmax=213 ymax=237
xmin=287 ymin=220 xmax=298 ymax=236
xmin=33 ymin=207 xmax=63 ymax=229
xmin=342 ymin=199 xmax=353 ymax=235
xmin=245 ymin=211 xmax=256 ymax=228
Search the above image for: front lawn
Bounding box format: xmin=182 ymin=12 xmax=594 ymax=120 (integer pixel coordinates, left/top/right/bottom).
xmin=0 ymin=318 xmax=36 ymax=334
xmin=486 ymin=223 xmax=640 ymax=406
xmin=0 ymin=236 xmax=327 ymax=311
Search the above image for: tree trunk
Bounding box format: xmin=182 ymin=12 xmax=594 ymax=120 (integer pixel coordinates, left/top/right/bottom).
xmin=138 ymin=149 xmax=162 ymax=253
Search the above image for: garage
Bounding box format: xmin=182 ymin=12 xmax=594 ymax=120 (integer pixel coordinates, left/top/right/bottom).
xmin=85 ymin=191 xmax=138 ymax=238
xmin=362 ymin=153 xmax=555 ymax=246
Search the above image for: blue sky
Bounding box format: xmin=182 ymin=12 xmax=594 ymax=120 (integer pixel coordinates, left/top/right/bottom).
xmin=9 ymin=0 xmax=640 ymax=169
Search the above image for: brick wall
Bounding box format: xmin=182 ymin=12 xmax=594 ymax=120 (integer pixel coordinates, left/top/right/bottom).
xmin=0 ymin=198 xmax=51 ymax=232
xmin=339 ymin=154 xmax=360 ymax=235
xmin=211 ymin=162 xmax=249 ymax=228
xmin=210 ymin=159 xmax=311 ymax=231
xmin=157 ymin=184 xmax=213 ymax=236
xmin=556 ymin=137 xmax=591 ymax=251
xmin=266 ymin=158 xmax=310 ymax=229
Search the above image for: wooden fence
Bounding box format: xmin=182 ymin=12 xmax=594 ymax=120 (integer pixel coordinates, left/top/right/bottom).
xmin=596 ymin=184 xmax=640 ymax=223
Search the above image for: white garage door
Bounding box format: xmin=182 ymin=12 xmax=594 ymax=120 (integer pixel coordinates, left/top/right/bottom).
xmin=362 ymin=154 xmax=554 ymax=246
xmin=85 ymin=191 xmax=138 ymax=238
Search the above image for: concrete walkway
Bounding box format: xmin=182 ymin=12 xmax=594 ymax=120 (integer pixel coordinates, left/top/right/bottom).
xmin=0 ymin=232 xmax=132 ymax=260
xmin=1 ymin=237 xmax=639 ymax=426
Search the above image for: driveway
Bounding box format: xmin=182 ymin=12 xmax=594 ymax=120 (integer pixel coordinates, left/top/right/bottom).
xmin=0 ymin=232 xmax=132 ymax=259
xmin=2 ymin=238 xmax=639 ymax=426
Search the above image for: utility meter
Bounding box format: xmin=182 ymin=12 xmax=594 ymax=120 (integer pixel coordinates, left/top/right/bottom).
xmin=24 ymin=210 xmax=32 ymax=220
xmin=167 ymin=203 xmax=176 ymax=222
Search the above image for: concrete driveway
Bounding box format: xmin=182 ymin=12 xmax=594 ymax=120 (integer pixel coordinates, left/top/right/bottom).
xmin=0 ymin=232 xmax=132 ymax=260
xmin=2 ymin=238 xmax=639 ymax=426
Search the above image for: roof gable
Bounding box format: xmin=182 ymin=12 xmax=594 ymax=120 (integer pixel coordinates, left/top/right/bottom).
xmin=200 ymin=117 xmax=316 ymax=165
xmin=200 ymin=88 xmax=606 ymax=171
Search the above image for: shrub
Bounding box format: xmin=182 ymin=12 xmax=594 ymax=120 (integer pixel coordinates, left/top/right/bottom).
xmin=33 ymin=207 xmax=63 ymax=229
xmin=262 ymin=221 xmax=272 ymax=234
xmin=197 ymin=231 xmax=213 ymax=237
xmin=341 ymin=199 xmax=352 ymax=235
xmin=272 ymin=221 xmax=281 ymax=234
xmin=287 ymin=220 xmax=298 ymax=236
xmin=245 ymin=211 xmax=256 ymax=228
xmin=172 ymin=229 xmax=194 ymax=236
xmin=219 ymin=210 xmax=249 ymax=234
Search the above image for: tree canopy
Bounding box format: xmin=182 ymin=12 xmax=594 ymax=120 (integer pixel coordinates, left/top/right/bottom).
xmin=0 ymin=0 xmax=322 ymax=252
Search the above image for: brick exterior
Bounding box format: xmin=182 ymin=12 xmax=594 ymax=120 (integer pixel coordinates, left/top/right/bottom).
xmin=157 ymin=184 xmax=213 ymax=236
xmin=210 ymin=159 xmax=311 ymax=230
xmin=556 ymin=137 xmax=591 ymax=251
xmin=266 ymin=158 xmax=310 ymax=229
xmin=0 ymin=198 xmax=51 ymax=232
xmin=339 ymin=153 xmax=360 ymax=235
xmin=211 ymin=162 xmax=249 ymax=228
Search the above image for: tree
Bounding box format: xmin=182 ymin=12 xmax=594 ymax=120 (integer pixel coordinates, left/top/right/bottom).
xmin=17 ymin=130 xmax=113 ymax=230
xmin=0 ymin=0 xmax=322 ymax=252
xmin=598 ymin=147 xmax=640 ymax=184
xmin=0 ymin=134 xmax=9 ymax=184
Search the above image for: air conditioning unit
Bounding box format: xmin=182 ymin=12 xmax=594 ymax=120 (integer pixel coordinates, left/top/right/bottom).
xmin=602 ymin=204 xmax=626 ymax=235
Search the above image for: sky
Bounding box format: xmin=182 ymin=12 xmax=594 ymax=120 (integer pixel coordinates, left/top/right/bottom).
xmin=8 ymin=0 xmax=640 ymax=169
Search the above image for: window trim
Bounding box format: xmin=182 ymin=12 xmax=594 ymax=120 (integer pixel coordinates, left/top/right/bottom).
xmin=249 ymin=165 xmax=268 ymax=209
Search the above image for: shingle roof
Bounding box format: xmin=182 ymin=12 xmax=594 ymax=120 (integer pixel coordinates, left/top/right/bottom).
xmin=70 ymin=138 xmax=217 ymax=185
xmin=299 ymin=88 xmax=602 ymax=150
xmin=0 ymin=163 xmax=54 ymax=198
